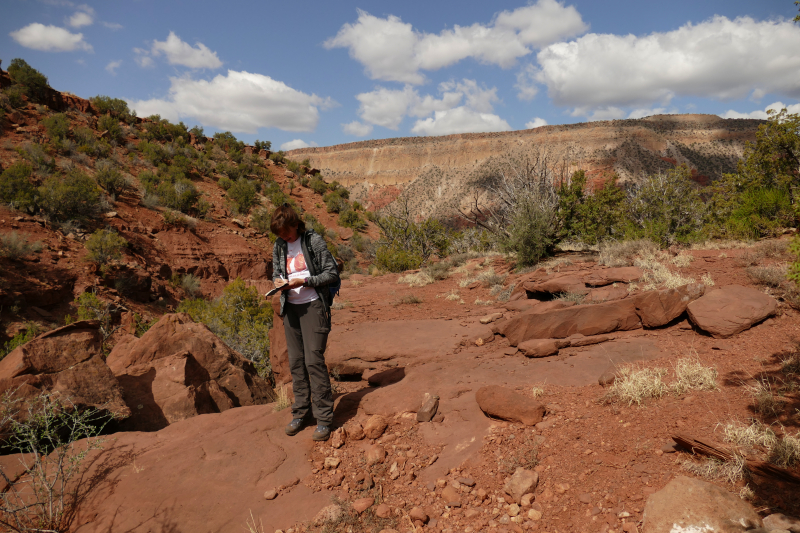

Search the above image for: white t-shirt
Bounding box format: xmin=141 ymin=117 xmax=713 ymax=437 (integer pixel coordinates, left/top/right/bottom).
xmin=284 ymin=238 xmax=318 ymax=304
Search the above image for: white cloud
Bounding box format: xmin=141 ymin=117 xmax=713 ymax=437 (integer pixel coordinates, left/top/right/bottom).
xmin=67 ymin=6 xmax=94 ymax=28
xmin=151 ymin=31 xmax=223 ymax=69
xmin=354 ymin=79 xmax=499 ymax=131
xmin=105 ymin=60 xmax=122 ymax=75
xmin=10 ymin=23 xmax=92 ymax=52
xmin=126 ymin=70 xmax=335 ymax=134
xmin=133 ymin=47 xmax=154 ymax=68
xmin=281 ymin=139 xmax=319 ymax=151
xmin=325 ymin=0 xmax=587 ymax=84
xmin=525 ymin=117 xmax=548 ymax=128
xmin=535 ymin=15 xmax=800 ymax=114
xmin=720 ymin=101 xmax=800 ymax=119
xmin=342 ymin=121 xmax=373 ymax=136
xmin=102 ymin=22 xmax=123 ymax=30
xmin=411 ymin=107 xmax=511 ymax=136
xmin=515 ymin=64 xmax=539 ymax=101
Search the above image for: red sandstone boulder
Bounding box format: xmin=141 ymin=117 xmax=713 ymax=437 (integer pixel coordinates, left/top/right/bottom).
xmin=634 ymin=283 xmax=705 ymax=328
xmin=269 ymin=321 xmax=291 ymax=385
xmin=475 ymin=386 xmax=545 ymax=426
xmin=585 ymin=285 xmax=629 ymax=303
xmin=517 ymin=338 xmax=569 ymax=358
xmin=0 ymin=321 xmax=129 ymax=418
xmin=523 ymin=274 xmax=588 ymax=297
xmin=686 ymin=286 xmax=777 ymax=338
xmin=583 ymin=267 xmax=643 ymax=287
xmin=107 ymin=313 xmax=274 ymax=431
xmin=498 ymin=299 xmax=641 ymax=346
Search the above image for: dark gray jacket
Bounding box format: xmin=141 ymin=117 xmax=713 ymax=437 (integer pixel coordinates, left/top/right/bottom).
xmin=272 ymin=230 xmax=340 ymax=319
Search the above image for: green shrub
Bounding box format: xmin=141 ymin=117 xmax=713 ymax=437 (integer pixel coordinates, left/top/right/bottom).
xmin=0 ymin=231 xmax=42 ymax=259
xmin=726 ymin=188 xmax=793 ymax=239
xmin=375 ymin=245 xmax=423 ymax=272
xmin=140 ymin=115 xmax=188 ymax=143
xmin=73 ymin=126 xmax=95 ymax=148
xmin=18 ymin=143 xmax=54 ymax=173
xmin=0 ymin=322 xmax=40 ymax=360
xmin=7 ymin=58 xmax=50 ymax=101
xmin=0 ymin=162 xmax=36 ymax=211
xmin=98 ymin=114 xmax=123 ymax=143
xmin=73 ymin=292 xmax=114 ymax=338
xmin=624 ymin=165 xmax=705 ymax=246
xmin=339 ymin=209 xmax=366 ymax=231
xmin=42 ymin=113 xmax=70 ymax=141
xmin=227 ymin=178 xmax=259 ymax=214
xmin=156 ymin=178 xmax=199 ymax=213
xmin=138 ymin=141 xmax=169 ymax=166
xmin=218 ymin=162 xmax=242 ymax=181
xmin=286 ymin=160 xmax=305 ymax=176
xmin=90 ymin=95 xmax=136 ymax=123
xmin=251 ymin=206 xmax=271 ymax=233
xmin=303 ymin=213 xmax=327 ymax=237
xmin=502 ymin=193 xmax=560 ymax=265
xmin=309 ymin=177 xmax=329 ymax=195
xmin=211 ymin=131 xmax=244 ymax=153
xmin=3 ymin=85 xmax=27 ymax=109
xmin=38 ymin=170 xmax=101 ymax=222
xmin=180 ymin=274 xmax=202 ymax=297
xmin=177 ymin=278 xmax=273 ymax=379
xmin=268 ymin=151 xmax=285 ymax=164
xmin=558 ymin=170 xmax=626 ymax=244
xmin=85 ymin=229 xmax=127 ymax=265
xmin=254 ymin=139 xmax=271 ymax=151
xmin=95 ymin=161 xmax=128 ymax=198
xmin=218 ymin=176 xmax=233 ymax=190
xmin=323 ymin=189 xmax=350 ymax=213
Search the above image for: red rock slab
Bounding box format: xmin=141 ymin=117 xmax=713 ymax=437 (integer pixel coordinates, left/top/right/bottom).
xmin=523 ymin=274 xmax=588 ymax=297
xmin=568 ymin=333 xmax=613 ymax=347
xmin=518 ymin=338 xmax=569 ymax=358
xmin=634 ymin=283 xmax=705 ymax=328
xmin=70 ymin=406 xmax=330 ymax=533
xmin=686 ymin=285 xmax=777 ymax=338
xmin=475 ymin=385 xmax=545 ymax=426
xmin=325 ymin=319 xmax=465 ymax=373
xmin=498 ymin=299 xmax=641 ymax=346
xmin=583 ymin=267 xmax=643 ymax=287
xmin=585 ymin=285 xmax=629 ymax=304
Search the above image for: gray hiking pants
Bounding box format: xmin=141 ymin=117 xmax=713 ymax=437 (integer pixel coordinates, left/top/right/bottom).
xmin=283 ymin=298 xmax=334 ymax=426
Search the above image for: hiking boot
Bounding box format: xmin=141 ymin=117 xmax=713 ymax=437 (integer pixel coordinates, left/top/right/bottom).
xmin=312 ymin=425 xmax=331 ymax=441
xmin=285 ymin=418 xmax=308 ymax=436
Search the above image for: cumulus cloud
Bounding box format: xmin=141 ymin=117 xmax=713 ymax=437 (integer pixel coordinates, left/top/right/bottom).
xmin=535 ymin=15 xmax=800 ymax=114
xmin=411 ymin=107 xmax=511 ymax=136
xmin=105 ymin=60 xmax=122 ymax=75
xmin=720 ymin=101 xmax=800 ymax=119
xmin=151 ymin=31 xmax=223 ymax=69
xmin=126 ymin=70 xmax=335 ymax=134
xmin=102 ymin=22 xmax=123 ymax=30
xmin=67 ymin=5 xmax=94 ymax=28
xmin=325 ymin=0 xmax=587 ymax=84
xmin=10 ymin=23 xmax=92 ymax=52
xmin=355 ymin=79 xmax=500 ymax=131
xmin=342 ymin=121 xmax=373 ymax=136
xmin=525 ymin=117 xmax=548 ymax=128
xmin=281 ymin=139 xmax=319 ymax=150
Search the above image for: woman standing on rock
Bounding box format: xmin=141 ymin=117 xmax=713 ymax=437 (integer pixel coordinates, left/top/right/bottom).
xmin=270 ymin=203 xmax=339 ymax=441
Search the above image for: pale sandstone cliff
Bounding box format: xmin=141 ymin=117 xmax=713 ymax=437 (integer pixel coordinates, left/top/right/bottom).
xmin=287 ymin=114 xmax=762 ymax=218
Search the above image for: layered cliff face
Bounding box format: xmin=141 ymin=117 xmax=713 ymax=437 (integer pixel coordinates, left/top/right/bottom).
xmin=287 ymin=114 xmax=762 ymax=218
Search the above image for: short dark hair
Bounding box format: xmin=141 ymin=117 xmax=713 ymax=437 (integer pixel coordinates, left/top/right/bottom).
xmin=270 ymin=203 xmax=305 ymax=236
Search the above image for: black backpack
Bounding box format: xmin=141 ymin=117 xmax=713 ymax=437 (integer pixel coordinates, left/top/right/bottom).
xmin=304 ymin=232 xmax=341 ymax=306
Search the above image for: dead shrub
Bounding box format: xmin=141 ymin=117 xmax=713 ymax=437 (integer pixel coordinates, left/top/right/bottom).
xmin=680 ymin=455 xmax=746 ymax=485
xmin=397 ymin=271 xmax=434 ymax=287
xmin=747 ymin=379 xmax=784 ymax=417
xmin=598 ymin=239 xmax=658 ymax=267
xmin=605 ymin=365 xmax=668 ymax=406
xmin=746 ymin=264 xmax=787 ymax=288
xmin=671 ymin=356 xmax=718 ymax=395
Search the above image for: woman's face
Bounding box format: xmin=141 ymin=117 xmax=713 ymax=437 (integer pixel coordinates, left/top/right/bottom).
xmin=277 ymin=225 xmax=299 ymax=243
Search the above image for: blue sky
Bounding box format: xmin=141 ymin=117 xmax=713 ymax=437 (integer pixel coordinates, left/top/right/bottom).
xmin=4 ymin=0 xmax=800 ymax=150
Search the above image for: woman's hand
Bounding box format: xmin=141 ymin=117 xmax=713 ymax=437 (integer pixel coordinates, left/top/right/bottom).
xmin=274 ymin=278 xmax=288 ymax=288
xmin=286 ymin=277 xmax=305 ymax=289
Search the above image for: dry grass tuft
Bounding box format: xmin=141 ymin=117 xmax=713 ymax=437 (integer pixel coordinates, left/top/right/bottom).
xmin=274 ymin=384 xmax=291 ymax=412
xmin=538 ymin=256 xmax=574 ymax=272
xmin=770 ymin=433 xmax=800 ymax=468
xmin=598 ymin=239 xmax=659 ymax=267
xmin=722 ymin=421 xmax=778 ymax=450
xmin=681 ymin=455 xmax=746 ymax=484
xmin=671 ymin=357 xmax=718 ymax=395
xmin=605 ymin=365 xmax=668 ymax=406
xmin=530 ymin=384 xmax=546 ymax=398
xmin=491 ymin=283 xmax=515 ymax=302
xmin=396 ymin=294 xmax=423 ymax=305
xmin=476 ymin=267 xmax=507 ymax=287
xmin=746 ymin=264 xmax=787 ymax=288
xmin=671 ymin=252 xmax=695 ymax=268
xmin=746 ymin=379 xmax=784 ymax=418
xmin=635 ymin=251 xmax=695 ymax=290
xmin=782 ymin=351 xmax=800 ymax=376
xmin=701 ymin=272 xmax=715 ymax=286
xmin=690 ymin=239 xmax=753 ymax=251
xmin=397 ymin=271 xmax=435 ymax=287
xmin=474 ymin=298 xmax=493 ymax=306
xmin=555 ymin=292 xmax=586 ymax=304
xmin=244 ymin=510 xmax=265 ymax=533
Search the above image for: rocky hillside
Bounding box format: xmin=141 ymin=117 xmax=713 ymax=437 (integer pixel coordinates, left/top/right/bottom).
xmin=0 ymin=66 xmax=378 ymax=352
xmin=288 ymin=114 xmax=762 ymax=218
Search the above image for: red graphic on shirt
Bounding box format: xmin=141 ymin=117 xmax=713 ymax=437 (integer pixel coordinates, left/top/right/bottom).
xmin=288 ymin=253 xmax=307 ymax=275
